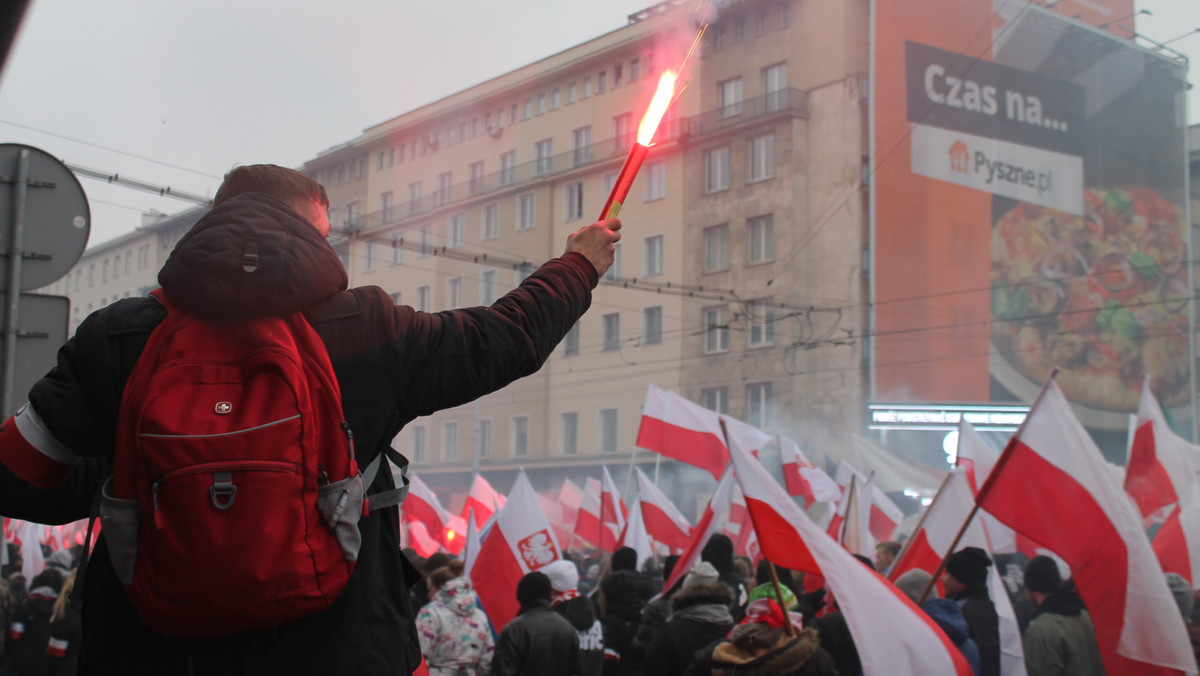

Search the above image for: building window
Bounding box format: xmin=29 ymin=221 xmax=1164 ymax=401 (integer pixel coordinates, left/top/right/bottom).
xmin=534 ymin=139 xmax=553 ymax=175
xmin=704 ymin=224 xmax=730 ymax=272
xmin=345 ymin=201 xmax=360 ymax=229
xmin=563 ymin=322 xmax=580 ymax=356
xmin=481 ymin=269 xmax=497 ymax=304
xmin=565 ymin=182 xmax=584 ymax=222
xmin=582 ymin=77 xmax=592 ymax=98
xmin=757 ymin=9 xmax=769 ymax=35
xmin=417 ymin=285 xmax=431 ymax=312
xmin=644 ymin=235 xmax=664 ymax=277
xmin=436 ymin=172 xmax=452 ymax=207
xmin=523 ymin=99 xmax=532 ymax=120
xmin=572 ymin=126 xmax=592 ymax=167
xmin=381 ymin=191 xmax=395 ymax=222
xmin=444 ymin=422 xmax=458 ymax=462
xmin=561 ymin=412 xmax=578 ymax=456
xmin=749 ymin=135 xmax=775 ymax=182
xmin=747 ymin=300 xmax=776 ymax=346
xmin=412 ymin=426 xmax=426 ymax=462
xmin=746 ymin=382 xmax=773 ymax=429
xmin=390 ymin=291 xmax=402 ymax=305
xmin=613 ymin=64 xmax=623 ymax=88
xmin=599 ymin=408 xmax=618 ymax=453
xmin=719 ymin=78 xmax=743 ymax=117
xmin=597 ymin=70 xmax=607 ymax=93
xmin=511 ymin=103 xmax=519 ymax=124
xmin=512 ymin=416 xmax=529 ymax=457
xmin=734 ymin=16 xmax=747 ymax=43
xmin=603 ymin=172 xmax=618 ymax=198
xmin=517 ymin=192 xmax=536 ymax=231
xmin=643 ymin=161 xmax=666 ymax=201
xmin=407 ymin=182 xmax=423 ymax=215
xmin=704 ymin=305 xmax=730 ymax=353
xmin=643 ymin=306 xmax=662 ymax=345
xmin=748 ymin=215 xmax=775 ymax=264
xmin=714 ymin=24 xmax=727 ymax=51
xmin=763 ymin=63 xmax=788 ymax=112
xmin=125 ymin=252 xmax=132 ymax=275
xmin=630 ymin=58 xmax=640 ymax=81
xmin=448 ymin=277 xmax=462 ymax=308
xmin=778 ymin=1 xmax=789 ymax=28
xmin=601 ymin=312 xmax=620 ymax=352
xmin=515 ymin=263 xmax=534 ymax=285
xmin=705 ymin=147 xmax=730 ymax=193
xmin=102 ymin=259 xmax=109 ymax=283
xmin=391 ymin=235 xmax=404 ymax=265
xmin=468 ymin=161 xmax=485 ymax=195
xmin=483 ymin=203 xmax=499 ymax=240
xmin=500 ymin=151 xmax=516 ymax=185
xmin=702 ymin=388 xmax=729 ymax=414
xmin=613 ymin=113 xmax=633 ymax=152
xmin=567 ymin=81 xmax=577 ymax=104
xmin=363 ymin=240 xmax=376 ymax=272
xmin=418 ymin=224 xmax=433 ymax=257
xmin=601 ymin=243 xmax=622 ymax=283
xmin=551 ymin=87 xmax=561 ymax=110
xmin=478 ymin=419 xmax=492 ymax=459
xmin=536 ymin=92 xmax=547 ymax=115
xmin=449 ymin=212 xmax=465 ymax=248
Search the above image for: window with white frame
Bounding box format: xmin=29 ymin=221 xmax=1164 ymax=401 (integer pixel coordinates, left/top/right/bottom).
xmin=515 ymin=263 xmax=534 ymax=285
xmin=757 ymin=9 xmax=769 ymax=35
xmin=613 ymin=64 xmax=623 ymax=88
xmin=748 ymin=215 xmax=775 ymax=264
xmin=363 ymin=240 xmax=376 ymax=272
xmin=644 ymin=235 xmax=664 ymax=277
xmin=551 ymin=87 xmax=561 ymax=110
xmin=412 ymin=425 xmax=426 ymax=462
xmin=572 ymin=126 xmax=592 ymax=167
xmin=704 ymin=224 xmax=730 ymax=272
xmin=468 ymin=161 xmax=485 ymax=194
xmin=747 ymin=300 xmax=776 ymax=346
xmin=483 ymin=203 xmax=499 ymax=240
xmin=481 ymin=269 xmax=497 ymax=304
xmin=447 ymin=277 xmax=462 ymax=308
xmin=705 ymin=147 xmax=730 ymax=193
xmin=523 ymin=99 xmax=532 ymax=120
xmin=643 ymin=306 xmax=663 ymax=345
xmin=449 ymin=212 xmax=465 ymax=248
xmin=565 ymin=183 xmax=584 ymax=222
xmin=345 ymin=201 xmax=360 ymax=229
xmin=630 ymin=58 xmax=640 ymax=81
xmin=419 ymin=224 xmax=433 ymax=257
xmin=512 ymin=415 xmax=529 ymax=457
xmin=407 ymin=182 xmax=422 ymax=215
xmin=436 ymin=172 xmax=452 ymax=207
xmin=601 ymin=243 xmax=622 ymax=283
xmin=763 ymin=63 xmax=788 ymax=112
xmin=534 ymin=139 xmax=553 ymax=175
xmin=500 ymin=151 xmax=516 ymax=185
xmin=478 ymin=419 xmax=492 ymax=458
xmin=643 ymin=161 xmax=666 ymax=201
xmin=719 ymin=78 xmax=743 ymax=117
xmin=391 ymin=235 xmax=403 ymax=265
xmin=561 ymin=412 xmax=578 ymax=456
xmin=567 ymin=81 xmax=577 ymax=104
xmin=390 ymin=291 xmax=402 ymax=305
xmin=563 ymin=322 xmax=580 ymax=356
xmin=443 ymin=422 xmax=458 ymax=462
xmin=601 ymin=312 xmax=620 ymax=351
xmin=603 ymin=172 xmax=618 ymax=197
xmin=778 ymin=1 xmax=789 ymax=28
xmin=749 ymin=135 xmax=775 ymax=182
xmin=582 ymin=77 xmax=592 ymax=98
xmin=517 ymin=192 xmax=536 ymax=230
xmin=613 ymin=113 xmax=633 ymax=151
xmin=536 ymin=92 xmax=546 ymax=115
xmin=701 ymin=388 xmax=729 ymax=414
xmin=746 ymin=382 xmax=773 ymax=429
xmin=381 ymin=191 xmax=394 ymax=222
xmin=704 ymin=305 xmax=730 ymax=353
xmin=597 ymin=70 xmax=607 ymax=93
xmin=417 ymin=285 xmax=431 ymax=312
xmin=599 ymin=408 xmax=618 ymax=453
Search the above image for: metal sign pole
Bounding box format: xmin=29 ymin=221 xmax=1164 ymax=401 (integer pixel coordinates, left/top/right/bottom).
xmin=2 ymin=149 xmax=29 ymax=416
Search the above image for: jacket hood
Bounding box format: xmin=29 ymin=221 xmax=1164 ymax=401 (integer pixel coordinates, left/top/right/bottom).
xmin=922 ymin=598 xmax=970 ymax=645
xmin=552 ymin=595 xmax=598 ymax=631
xmin=158 ymin=193 xmax=347 ymax=322
xmin=434 ymin=577 xmax=479 ymax=617
xmin=672 ymin=579 xmax=734 ymax=612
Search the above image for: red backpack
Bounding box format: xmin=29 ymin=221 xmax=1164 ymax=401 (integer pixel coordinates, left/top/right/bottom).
xmin=101 ymin=289 xmax=364 ymax=637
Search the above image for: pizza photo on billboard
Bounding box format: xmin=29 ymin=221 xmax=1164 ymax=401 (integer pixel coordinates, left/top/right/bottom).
xmin=990 ymin=187 xmax=1189 ymax=412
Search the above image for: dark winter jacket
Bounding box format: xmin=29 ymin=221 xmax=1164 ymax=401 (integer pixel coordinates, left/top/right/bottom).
xmin=952 ymin=585 xmax=1000 ymax=676
xmin=600 ymin=569 xmax=658 ymax=674
xmin=808 ymin=611 xmax=859 ymax=676
xmin=1023 ymin=588 xmax=1105 ymax=676
xmin=555 ymin=596 xmax=604 ymax=676
xmin=489 ymin=600 xmax=581 ymax=676
xmin=629 ymin=595 xmax=671 ymax=662
xmin=6 ymin=587 xmax=57 ymax=676
xmin=641 ymin=581 xmax=734 ymax=676
xmin=0 ymin=193 xmax=598 ymax=675
xmin=922 ymin=598 xmax=981 ymax=676
xmin=46 ymin=603 xmax=82 ymax=676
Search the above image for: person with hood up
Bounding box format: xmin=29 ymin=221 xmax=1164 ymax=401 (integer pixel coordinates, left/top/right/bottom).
xmin=640 ymin=563 xmax=735 ymax=676
xmin=599 ymin=547 xmax=657 ymax=675
xmin=489 ymin=571 xmax=580 ymax=676
xmin=416 ymin=560 xmax=494 ymax=676
xmin=545 ymin=560 xmax=604 ymax=676
xmin=686 ymin=597 xmax=837 ymax=676
xmin=942 ymin=546 xmax=1000 ymax=676
xmin=895 ymin=569 xmax=981 ymax=676
xmin=700 ymin=535 xmax=749 ymax=615
xmin=1021 ymin=556 xmax=1105 ymax=676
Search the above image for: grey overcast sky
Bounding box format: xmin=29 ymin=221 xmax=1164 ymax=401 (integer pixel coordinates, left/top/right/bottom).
xmin=0 ymin=0 xmax=1196 ymax=248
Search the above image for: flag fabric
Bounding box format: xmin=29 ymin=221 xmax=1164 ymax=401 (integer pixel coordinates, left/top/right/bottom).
xmin=462 ymin=512 xmax=481 ymax=577
xmin=725 ymin=423 xmax=974 ymax=676
xmin=406 ymin=474 xmax=464 ymax=553
xmin=779 ymin=435 xmax=839 ymax=507
xmin=634 ymin=468 xmax=692 ymax=550
xmin=635 ymin=384 xmax=727 ymax=478
xmin=538 ymin=491 xmax=573 ymax=550
xmin=955 ymin=420 xmax=1018 ymax=555
xmin=726 ymin=485 xmax=758 ymax=559
xmin=839 ymin=474 xmax=874 ymax=557
xmin=1154 ymin=482 xmax=1200 ymax=586
xmin=600 ymin=465 xmax=626 ymax=551
xmin=574 ymin=477 xmax=603 ymax=547
xmin=1126 ymin=377 xmax=1200 ymax=522
xmin=665 ymin=467 xmax=735 ymax=595
xmin=834 ymin=462 xmax=903 ymax=542
xmin=977 ymin=381 xmax=1197 ymax=675
xmin=559 ymin=478 xmax=583 ymax=535
xmin=619 ymin=497 xmax=656 ymax=571
xmin=471 ymin=471 xmax=563 ymax=630
xmin=18 ymin=521 xmax=44 ymax=583
xmin=462 ymin=473 xmax=506 ymax=525
xmin=403 ymin=520 xmax=442 ymax=558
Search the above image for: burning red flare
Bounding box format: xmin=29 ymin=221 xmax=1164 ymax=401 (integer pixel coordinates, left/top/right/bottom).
xmin=638 ymin=70 xmax=678 ymax=145
xmin=599 ymin=70 xmax=678 ymax=220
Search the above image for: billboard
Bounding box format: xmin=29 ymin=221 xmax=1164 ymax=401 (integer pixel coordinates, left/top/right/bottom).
xmin=871 ymin=0 xmax=1191 ymax=445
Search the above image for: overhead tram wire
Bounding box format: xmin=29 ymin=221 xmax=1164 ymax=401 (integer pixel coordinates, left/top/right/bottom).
xmin=66 ymin=162 xmax=214 ymax=208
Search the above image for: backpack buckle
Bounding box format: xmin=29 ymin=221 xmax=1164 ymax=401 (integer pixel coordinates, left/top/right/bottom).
xmin=210 ymin=472 xmax=237 ymax=510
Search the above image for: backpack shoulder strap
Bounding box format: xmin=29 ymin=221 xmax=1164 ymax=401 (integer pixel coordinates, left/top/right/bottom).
xmin=361 ymin=447 xmax=410 ymax=513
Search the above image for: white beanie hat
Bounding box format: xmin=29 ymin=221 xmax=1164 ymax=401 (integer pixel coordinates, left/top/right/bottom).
xmin=542 ymin=560 xmax=580 ymax=593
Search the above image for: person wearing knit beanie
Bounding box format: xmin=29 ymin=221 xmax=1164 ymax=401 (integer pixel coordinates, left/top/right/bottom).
xmin=942 ymin=547 xmax=1000 ymax=676
xmin=945 ymin=546 xmax=992 ymax=589
xmin=543 ymin=560 xmax=603 ymax=676
xmin=1022 ymin=555 xmax=1062 ymax=596
xmin=1022 ymin=556 xmax=1104 ymax=675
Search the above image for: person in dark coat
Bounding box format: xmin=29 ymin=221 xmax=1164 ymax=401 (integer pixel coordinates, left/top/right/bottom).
xmin=46 ymin=570 xmax=81 ymax=676
xmin=599 ymin=547 xmax=657 ymax=674
xmin=701 ymin=535 xmax=749 ymax=614
xmin=0 ymin=164 xmax=621 ymax=676
xmin=546 ymin=560 xmax=604 ymax=676
xmin=1021 ymin=557 xmax=1105 ymax=676
xmin=6 ymin=570 xmax=62 ymax=676
xmin=641 ymin=564 xmax=734 ymax=676
xmin=943 ymin=547 xmax=1000 ymax=676
xmin=687 ymin=598 xmax=838 ymax=676
xmin=629 ymin=554 xmax=680 ymax=664
xmin=489 ymin=572 xmax=581 ymax=676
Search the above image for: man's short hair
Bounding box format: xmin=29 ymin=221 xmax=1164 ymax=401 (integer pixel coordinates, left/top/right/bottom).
xmin=516 ymin=571 xmax=552 ymax=608
xmin=213 ymin=164 xmax=329 ymax=211
xmin=876 ymin=541 xmax=901 ymax=558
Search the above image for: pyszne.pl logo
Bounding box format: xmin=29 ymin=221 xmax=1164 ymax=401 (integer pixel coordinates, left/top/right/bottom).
xmin=946 ymin=139 xmax=1053 ymax=195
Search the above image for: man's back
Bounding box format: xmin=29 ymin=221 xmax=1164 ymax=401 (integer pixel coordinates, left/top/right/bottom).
xmin=490 ymin=604 xmax=581 ymax=676
xmin=1023 ymin=595 xmax=1106 ymax=676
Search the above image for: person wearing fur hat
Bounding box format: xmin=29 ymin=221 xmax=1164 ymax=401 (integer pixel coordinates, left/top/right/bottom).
xmin=640 ymin=563 xmax=735 ymax=676
xmin=687 ymin=598 xmax=837 ymax=676
xmin=942 ymin=546 xmax=1000 ymax=676
xmin=489 ymin=571 xmax=580 ymax=676
xmin=1021 ymin=556 xmax=1104 ymax=676
xmin=545 ymin=560 xmax=604 ymax=676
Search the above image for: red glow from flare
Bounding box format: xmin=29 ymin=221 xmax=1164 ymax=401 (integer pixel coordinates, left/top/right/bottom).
xmin=637 ymin=70 xmax=677 ymax=145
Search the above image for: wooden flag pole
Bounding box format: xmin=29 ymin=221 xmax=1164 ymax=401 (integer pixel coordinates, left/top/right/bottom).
xmin=768 ymin=561 xmax=796 ymax=637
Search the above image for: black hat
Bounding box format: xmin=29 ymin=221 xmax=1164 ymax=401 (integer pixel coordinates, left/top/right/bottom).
xmin=1024 ymin=556 xmax=1062 ymax=595
xmin=612 ymin=547 xmax=638 ymax=572
xmin=516 ymin=571 xmax=552 ymax=608
xmin=945 ymin=546 xmax=992 ymax=587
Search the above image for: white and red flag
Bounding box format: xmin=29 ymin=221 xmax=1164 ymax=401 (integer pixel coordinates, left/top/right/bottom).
xmin=1125 ymin=377 xmax=1200 ymax=523
xmin=405 ymin=474 xmax=465 ymax=554
xmin=1153 ymin=482 xmax=1200 ymax=586
xmin=977 ymin=380 xmax=1197 ymax=676
xmin=665 ymin=467 xmax=735 ymax=595
xmin=538 ymin=491 xmax=573 ymax=550
xmin=839 ymin=474 xmax=874 ymax=557
xmin=470 ymin=471 xmax=563 ymax=630
xmin=558 ymin=478 xmax=583 ymax=535
xmin=634 ymin=468 xmax=692 ymax=551
xmin=834 ymin=462 xmax=903 ymax=543
xmin=574 ymin=477 xmax=603 ymax=547
xmin=779 ymin=436 xmax=839 ymax=507
xmin=600 ymin=465 xmax=627 ymax=551
xmin=461 ymin=473 xmax=506 ymax=525
xmin=724 ymin=485 xmax=758 ymax=559
xmin=618 ymin=497 xmax=656 ymax=571
xmin=636 ymin=384 xmax=727 ymax=479
xmin=725 ymin=420 xmax=974 ymax=676
xmin=955 ymin=420 xmax=1018 ymax=555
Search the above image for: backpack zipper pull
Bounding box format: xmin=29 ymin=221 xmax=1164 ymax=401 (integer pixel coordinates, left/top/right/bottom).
xmin=152 ymin=480 xmax=164 ymax=529
xmin=342 ymin=421 xmax=357 ymax=472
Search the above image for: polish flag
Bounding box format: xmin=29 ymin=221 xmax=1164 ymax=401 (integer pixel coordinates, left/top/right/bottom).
xmin=634 ymin=468 xmax=692 ymax=550
xmin=665 ymin=467 xmax=735 ymax=595
xmin=636 ymin=384 xmax=727 ymax=479
xmin=461 ymin=473 xmax=506 ymax=525
xmin=619 ymin=497 xmax=656 ymax=571
xmin=779 ymin=436 xmax=839 ymax=507
xmin=1126 ymin=377 xmax=1200 ymax=523
xmin=889 ymin=469 xmax=1027 ymax=676
xmin=955 ymin=420 xmax=1019 ymax=555
xmin=834 ymin=462 xmax=903 ymax=542
xmin=403 ymin=520 xmax=441 ymax=558
xmin=600 ymin=465 xmax=627 ymax=551
xmin=725 ymin=421 xmax=974 ymax=676
xmin=463 ymin=512 xmax=481 ymax=577
xmin=559 ymin=479 xmax=583 ymax=535
xmin=977 ymin=381 xmax=1197 ymax=676
xmin=840 ymin=474 xmax=874 ymax=557
xmin=726 ymin=485 xmax=758 ymax=558
xmin=1153 ymin=482 xmax=1200 ymax=586
xmin=471 ymin=471 xmax=563 ymax=630
xmin=406 ymin=474 xmax=464 ymax=555
xmin=574 ymin=477 xmax=603 ymax=547
xmin=538 ymin=492 xmax=573 ymax=550
xmin=18 ymin=520 xmax=44 ymax=583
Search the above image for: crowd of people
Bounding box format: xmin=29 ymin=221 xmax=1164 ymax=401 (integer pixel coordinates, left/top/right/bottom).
xmin=0 ymin=544 xmax=83 ymax=676
xmin=403 ymin=537 xmax=1200 ymax=676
